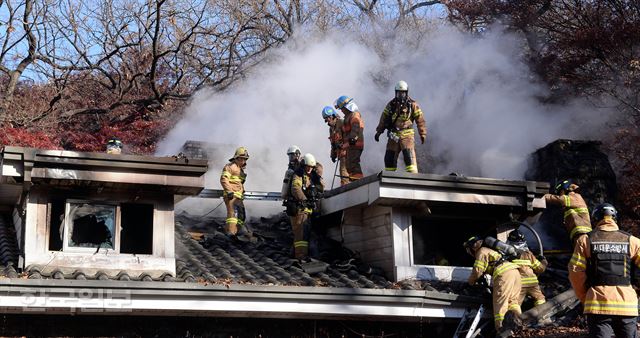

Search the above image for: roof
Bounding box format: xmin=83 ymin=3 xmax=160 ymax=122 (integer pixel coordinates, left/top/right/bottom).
xmin=322 ymin=171 xmax=549 ymax=215
xmin=0 ymin=146 xmax=208 ymax=197
xmin=0 ymin=212 xmax=484 ymax=319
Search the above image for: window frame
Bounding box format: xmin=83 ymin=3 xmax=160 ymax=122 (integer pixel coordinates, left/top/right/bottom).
xmin=61 ymin=199 xmax=121 ymax=253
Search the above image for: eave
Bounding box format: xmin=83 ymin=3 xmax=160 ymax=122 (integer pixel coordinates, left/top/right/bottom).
xmin=0 ymin=279 xmax=484 ymax=320
xmin=321 ymin=171 xmax=549 ymax=215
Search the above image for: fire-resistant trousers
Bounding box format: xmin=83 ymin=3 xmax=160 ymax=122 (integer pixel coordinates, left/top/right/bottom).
xmin=518 ymin=285 xmax=546 ymax=306
xmin=493 ymin=268 xmax=522 ymax=330
xmin=345 ymin=148 xmax=363 ymax=181
xmin=338 ymin=157 xmax=349 ymax=186
xmin=384 ymin=136 xmax=417 ymax=173
xmin=224 ymin=196 xmax=245 ymax=235
xmin=588 ymin=314 xmax=638 ymax=338
xmin=290 ymin=209 xmax=311 ymax=259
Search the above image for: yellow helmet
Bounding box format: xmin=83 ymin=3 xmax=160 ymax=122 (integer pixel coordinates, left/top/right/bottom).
xmin=229 ymin=147 xmax=250 ymax=161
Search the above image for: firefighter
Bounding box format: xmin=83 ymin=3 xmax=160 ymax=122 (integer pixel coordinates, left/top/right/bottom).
xmin=569 ymin=203 xmax=640 ymax=338
xmin=507 ymin=229 xmax=547 ymax=307
xmin=544 ymin=179 xmax=591 ymax=243
xmin=374 ymin=81 xmax=426 ymax=173
xmin=335 ymin=95 xmax=364 ymax=182
xmin=106 ymin=137 xmax=123 ymax=154
xmin=464 ymin=236 xmax=522 ymax=333
xmin=289 ymin=153 xmax=324 ymax=260
xmin=220 ymin=147 xmax=249 ymax=237
xmin=281 ymin=145 xmax=302 ymax=202
xmin=322 ymin=106 xmax=349 ymax=186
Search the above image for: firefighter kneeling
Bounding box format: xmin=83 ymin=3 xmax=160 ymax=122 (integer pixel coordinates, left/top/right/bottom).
xmin=569 ymin=203 xmax=640 ymax=338
xmin=464 ymin=236 xmax=522 ymax=334
xmin=288 ymin=153 xmax=324 ymax=261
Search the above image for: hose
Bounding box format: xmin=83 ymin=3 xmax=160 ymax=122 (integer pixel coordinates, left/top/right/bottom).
xmin=498 ymin=220 xmax=544 ymax=256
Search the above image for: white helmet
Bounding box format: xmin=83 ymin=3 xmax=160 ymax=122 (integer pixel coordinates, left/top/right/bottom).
xmin=395 ymin=80 xmax=408 ymax=91
xmin=287 ymin=145 xmax=301 ymax=155
xmin=303 ymin=153 xmax=316 ymax=167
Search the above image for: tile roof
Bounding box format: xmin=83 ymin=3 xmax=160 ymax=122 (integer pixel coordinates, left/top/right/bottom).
xmin=0 ymin=210 xmax=448 ymax=292
xmin=174 ymin=212 xmax=395 ymax=288
xmin=0 ymin=216 xmax=18 ymax=278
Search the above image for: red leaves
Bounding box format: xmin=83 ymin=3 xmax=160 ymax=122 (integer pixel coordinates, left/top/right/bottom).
xmin=0 ymin=118 xmax=171 ymax=155
xmin=58 ymin=119 xmax=172 ymax=155
xmin=0 ymin=127 xmax=60 ymax=149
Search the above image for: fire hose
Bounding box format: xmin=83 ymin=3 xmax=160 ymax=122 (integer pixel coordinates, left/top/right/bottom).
xmin=497 ymin=220 xmax=545 ymax=256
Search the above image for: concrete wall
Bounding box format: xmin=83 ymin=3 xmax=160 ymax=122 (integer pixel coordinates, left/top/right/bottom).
xmin=328 ymin=205 xmax=396 ymax=280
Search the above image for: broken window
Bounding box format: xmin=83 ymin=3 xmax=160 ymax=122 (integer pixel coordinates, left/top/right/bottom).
xmin=64 ymin=202 xmax=116 ymax=250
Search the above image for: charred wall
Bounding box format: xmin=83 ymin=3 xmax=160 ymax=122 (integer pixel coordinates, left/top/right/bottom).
xmin=526 ymin=139 xmax=617 ymax=249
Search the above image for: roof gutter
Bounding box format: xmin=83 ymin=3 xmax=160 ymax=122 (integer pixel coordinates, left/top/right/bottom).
xmin=0 ymin=279 xmax=484 ymax=320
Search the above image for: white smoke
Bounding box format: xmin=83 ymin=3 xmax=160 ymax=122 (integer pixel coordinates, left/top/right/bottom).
xmin=158 ymin=23 xmax=613 ymax=199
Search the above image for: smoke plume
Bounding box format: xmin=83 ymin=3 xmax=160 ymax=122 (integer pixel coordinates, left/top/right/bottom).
xmin=157 ymin=24 xmax=613 ymax=197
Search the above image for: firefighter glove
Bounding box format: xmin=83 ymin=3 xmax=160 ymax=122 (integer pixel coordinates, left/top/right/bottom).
xmin=226 ymin=191 xmax=234 ymax=200
xmin=420 ymin=134 xmax=426 ymax=144
xmin=374 ymin=131 xmax=382 ymax=142
xmin=331 ymin=155 xmax=337 ymax=163
xmin=348 ymin=137 xmax=357 ymax=145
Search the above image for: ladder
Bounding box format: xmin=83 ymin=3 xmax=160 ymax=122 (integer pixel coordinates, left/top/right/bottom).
xmin=453 ymin=304 xmax=486 ymax=338
xmin=197 ymin=189 xmax=282 ymax=201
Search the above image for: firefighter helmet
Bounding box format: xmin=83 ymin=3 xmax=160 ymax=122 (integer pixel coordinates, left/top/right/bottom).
xmin=395 ymin=80 xmax=409 ymax=92
xmin=463 ymin=236 xmax=482 ymax=249
xmin=554 ymin=179 xmax=573 ymax=194
xmin=334 ymin=95 xmax=353 ymax=109
xmin=463 ymin=236 xmax=482 ymax=256
xmin=106 ymin=137 xmax=123 ymax=154
xmin=287 ymin=145 xmax=301 ymax=156
xmin=322 ymin=106 xmax=338 ymax=119
xmin=507 ymin=229 xmax=526 ymax=243
xmin=592 ymin=203 xmax=617 ymax=223
xmin=230 ymin=147 xmax=249 ymax=161
xmin=302 ymin=153 xmax=316 ymax=167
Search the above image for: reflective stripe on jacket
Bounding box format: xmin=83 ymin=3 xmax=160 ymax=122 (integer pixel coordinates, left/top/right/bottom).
xmin=568 ymin=218 xmax=640 ymax=316
xmin=545 ymin=192 xmax=591 ymax=239
xmin=468 ymin=247 xmax=519 ymax=285
xmin=220 ymin=162 xmax=246 ymax=198
xmin=375 ymin=98 xmax=426 ymax=139
xmin=513 ymin=250 xmax=547 ymax=287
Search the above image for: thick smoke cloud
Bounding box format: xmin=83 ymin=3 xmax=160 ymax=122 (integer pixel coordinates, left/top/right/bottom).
xmin=158 ymin=24 xmax=612 ymax=199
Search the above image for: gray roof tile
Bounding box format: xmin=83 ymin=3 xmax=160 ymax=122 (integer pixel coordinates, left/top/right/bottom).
xmin=0 ymin=211 xmax=434 ymax=291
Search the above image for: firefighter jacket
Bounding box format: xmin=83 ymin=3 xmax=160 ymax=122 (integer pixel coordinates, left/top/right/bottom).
xmin=545 ymin=192 xmax=591 ymax=240
xmin=281 ymin=159 xmax=301 ymax=201
xmin=291 ymin=167 xmax=324 ymax=213
xmin=220 ymin=162 xmax=246 ymax=199
xmin=375 ymin=98 xmax=426 ymax=140
xmin=329 ymin=118 xmax=346 ymax=159
xmin=512 ymin=250 xmax=547 ymax=287
xmin=468 ymin=247 xmax=520 ymax=285
xmin=343 ymin=111 xmax=364 ymax=149
xmin=568 ymin=218 xmax=640 ymax=316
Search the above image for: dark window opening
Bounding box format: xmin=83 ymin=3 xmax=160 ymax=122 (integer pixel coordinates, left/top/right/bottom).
xmin=48 ymin=199 xmax=65 ymax=251
xmin=120 ymin=203 xmax=153 ymax=254
xmin=412 ymin=213 xmax=503 ymax=267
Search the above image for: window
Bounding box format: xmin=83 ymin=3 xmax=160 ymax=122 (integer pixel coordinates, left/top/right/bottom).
xmin=50 ymin=198 xmax=155 ymax=254
xmin=63 ymin=201 xmax=117 ymax=251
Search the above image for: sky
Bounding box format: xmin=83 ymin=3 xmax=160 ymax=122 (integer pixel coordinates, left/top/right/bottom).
xmin=157 ymin=23 xmax=613 ymax=201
